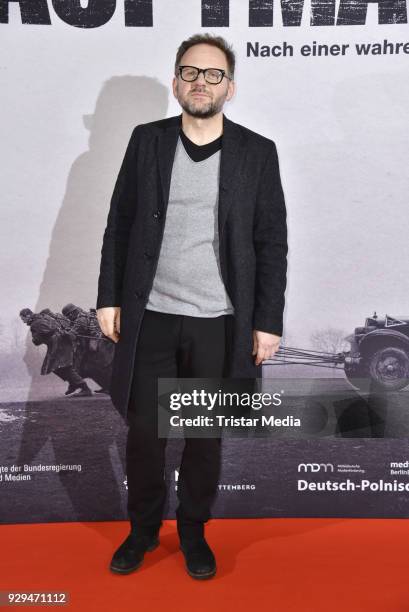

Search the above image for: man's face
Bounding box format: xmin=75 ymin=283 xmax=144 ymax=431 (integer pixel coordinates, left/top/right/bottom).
xmin=172 ymin=43 xmax=235 ymax=119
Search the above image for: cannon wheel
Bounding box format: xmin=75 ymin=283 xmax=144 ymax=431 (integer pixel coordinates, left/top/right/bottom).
xmin=369 ymin=347 xmax=409 ymax=391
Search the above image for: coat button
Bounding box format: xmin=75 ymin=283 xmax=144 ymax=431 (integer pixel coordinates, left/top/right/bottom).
xmin=152 ymin=209 xmax=162 ymax=219
xmin=144 ymin=251 xmax=153 ymax=259
xmin=135 ymin=291 xmax=144 ymax=299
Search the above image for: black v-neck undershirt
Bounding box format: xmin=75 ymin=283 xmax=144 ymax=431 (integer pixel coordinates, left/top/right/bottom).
xmin=179 ymin=128 xmax=222 ymax=162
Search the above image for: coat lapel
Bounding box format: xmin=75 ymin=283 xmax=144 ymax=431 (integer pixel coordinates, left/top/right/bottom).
xmin=157 ymin=114 xmax=181 ymax=215
xmin=157 ymin=112 xmax=246 ymax=240
xmin=218 ymin=113 xmax=246 ymax=239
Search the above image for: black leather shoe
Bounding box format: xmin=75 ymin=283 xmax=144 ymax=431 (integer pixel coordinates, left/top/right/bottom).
xmin=179 ymin=537 xmax=216 ymax=580
xmin=110 ymin=532 xmax=159 ymax=574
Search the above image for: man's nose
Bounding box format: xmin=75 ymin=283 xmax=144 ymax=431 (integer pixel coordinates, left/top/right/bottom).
xmin=196 ymin=71 xmax=207 ymax=84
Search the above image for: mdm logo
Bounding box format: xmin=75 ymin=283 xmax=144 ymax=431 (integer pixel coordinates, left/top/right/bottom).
xmin=298 ymin=463 xmax=335 ymax=473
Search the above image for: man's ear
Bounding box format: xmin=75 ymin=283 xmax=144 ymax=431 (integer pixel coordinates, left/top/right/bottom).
xmin=172 ymin=76 xmax=178 ymax=99
xmin=227 ymin=79 xmax=236 ymax=102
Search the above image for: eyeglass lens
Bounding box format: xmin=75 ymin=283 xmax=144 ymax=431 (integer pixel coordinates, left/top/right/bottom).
xmin=180 ymin=67 xmax=223 ymax=84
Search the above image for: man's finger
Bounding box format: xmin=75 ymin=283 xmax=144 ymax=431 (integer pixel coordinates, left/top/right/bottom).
xmin=106 ymin=327 xmax=120 ymax=343
xmin=255 ymin=345 xmax=269 ymax=366
xmin=99 ymin=318 xmax=119 ymax=343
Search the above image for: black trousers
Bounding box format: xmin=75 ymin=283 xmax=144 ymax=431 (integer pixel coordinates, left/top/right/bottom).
xmin=126 ymin=307 xmax=234 ymax=540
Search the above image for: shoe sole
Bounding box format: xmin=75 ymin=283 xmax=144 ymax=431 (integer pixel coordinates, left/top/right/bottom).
xmin=185 ymin=566 xmax=217 ymax=580
xmin=179 ymin=546 xmax=216 ymax=580
xmin=109 ymin=539 xmax=159 ymax=575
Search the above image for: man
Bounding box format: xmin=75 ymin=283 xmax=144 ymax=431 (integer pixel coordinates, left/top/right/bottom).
xmin=96 ymin=33 xmax=288 ymax=579
xmin=62 ymin=303 xmax=109 ymax=395
xmin=20 ymin=307 xmax=93 ymax=397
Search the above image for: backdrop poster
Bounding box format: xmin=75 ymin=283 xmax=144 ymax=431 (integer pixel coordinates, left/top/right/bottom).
xmin=1 ymin=1 xmax=409 ymax=523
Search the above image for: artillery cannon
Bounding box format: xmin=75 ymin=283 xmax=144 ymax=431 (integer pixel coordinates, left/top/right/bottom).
xmin=267 ymin=312 xmax=409 ymax=392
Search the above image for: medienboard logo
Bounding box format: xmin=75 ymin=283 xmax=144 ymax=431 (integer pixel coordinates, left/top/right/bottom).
xmin=390 ymin=461 xmax=409 ymax=468
xmin=298 ymin=463 xmax=334 ymax=473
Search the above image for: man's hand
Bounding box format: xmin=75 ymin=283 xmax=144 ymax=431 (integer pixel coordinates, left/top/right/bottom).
xmin=96 ymin=306 xmax=121 ymax=343
xmin=252 ymin=330 xmax=281 ymax=366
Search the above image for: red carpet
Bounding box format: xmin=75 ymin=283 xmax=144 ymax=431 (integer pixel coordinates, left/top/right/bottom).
xmin=1 ymin=518 xmax=408 ymax=611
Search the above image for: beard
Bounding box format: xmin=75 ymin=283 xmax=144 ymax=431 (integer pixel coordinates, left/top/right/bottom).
xmin=177 ymin=89 xmax=226 ymax=119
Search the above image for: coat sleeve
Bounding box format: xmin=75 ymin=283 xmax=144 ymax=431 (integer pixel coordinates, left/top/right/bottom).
xmin=252 ymin=141 xmax=288 ymax=336
xmin=96 ymin=126 xmax=140 ymax=309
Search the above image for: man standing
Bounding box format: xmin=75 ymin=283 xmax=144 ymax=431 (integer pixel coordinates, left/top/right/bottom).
xmin=96 ymin=33 xmax=288 ymax=579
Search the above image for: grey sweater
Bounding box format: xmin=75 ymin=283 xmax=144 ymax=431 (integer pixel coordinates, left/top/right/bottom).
xmin=146 ymin=136 xmax=234 ymax=317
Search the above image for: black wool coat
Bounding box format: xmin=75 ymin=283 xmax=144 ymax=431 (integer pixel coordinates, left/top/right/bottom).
xmin=96 ymin=112 xmax=288 ymax=419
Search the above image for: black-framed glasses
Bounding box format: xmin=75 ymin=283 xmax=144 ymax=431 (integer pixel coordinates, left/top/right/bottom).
xmin=178 ymin=65 xmax=232 ymax=85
